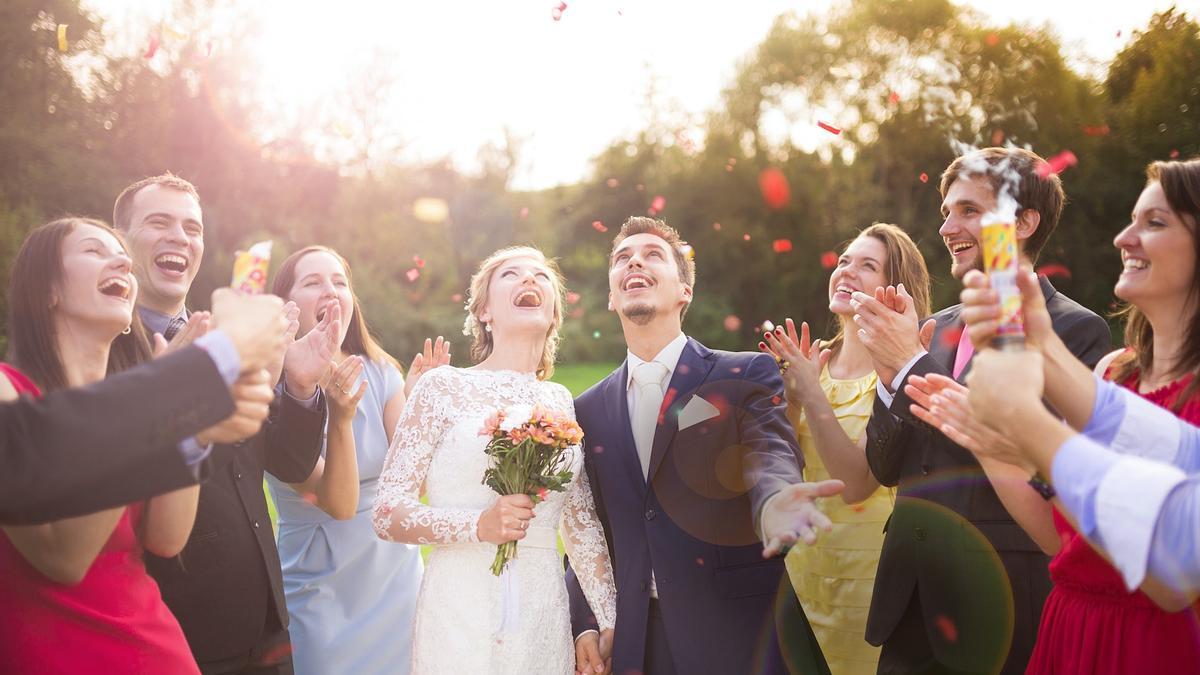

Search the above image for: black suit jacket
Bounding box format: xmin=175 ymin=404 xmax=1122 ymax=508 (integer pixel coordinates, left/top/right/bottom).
xmin=145 ymin=388 xmax=326 ymax=664
xmin=0 ymin=346 xmax=233 ymax=525
xmin=864 ymin=277 xmax=1111 ymax=673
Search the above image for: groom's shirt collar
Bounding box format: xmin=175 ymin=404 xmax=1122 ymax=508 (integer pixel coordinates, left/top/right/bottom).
xmin=625 ymin=332 xmax=687 ymax=390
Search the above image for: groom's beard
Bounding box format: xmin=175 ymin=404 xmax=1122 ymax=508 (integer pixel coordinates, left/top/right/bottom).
xmin=622 ymin=302 xmax=657 ymax=326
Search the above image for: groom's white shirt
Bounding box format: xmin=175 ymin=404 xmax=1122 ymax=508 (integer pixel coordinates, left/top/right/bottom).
xmin=625 ymin=332 xmax=688 ymax=599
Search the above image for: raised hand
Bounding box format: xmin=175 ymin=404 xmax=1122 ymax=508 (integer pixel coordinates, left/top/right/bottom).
xmin=903 ymin=374 xmax=1022 ymax=464
xmin=761 ymin=479 xmax=845 ymax=557
xmin=283 ymin=300 xmax=341 ymax=399
xmin=196 ymin=369 xmax=276 ymax=446
xmin=405 ymin=336 xmax=451 ymax=399
xmin=152 ymin=311 xmax=211 ymax=358
xmin=209 ymin=288 xmax=289 ymax=373
xmin=476 ymin=493 xmax=534 ymax=545
xmin=852 ymin=283 xmax=932 ymax=387
xmin=321 ymin=356 xmax=367 ymax=423
xmin=760 ymin=319 xmax=831 ymax=408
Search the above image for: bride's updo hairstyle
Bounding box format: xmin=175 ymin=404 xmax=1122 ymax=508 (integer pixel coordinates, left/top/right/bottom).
xmin=462 ymin=246 xmax=566 ymax=381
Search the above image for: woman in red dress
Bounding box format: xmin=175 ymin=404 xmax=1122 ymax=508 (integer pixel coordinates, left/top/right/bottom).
xmin=0 ymin=218 xmax=200 ymax=673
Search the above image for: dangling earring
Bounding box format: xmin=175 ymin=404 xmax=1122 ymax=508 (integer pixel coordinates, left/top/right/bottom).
xmin=122 ymin=325 xmax=131 ymax=335
xmin=484 ymin=323 xmax=492 ymax=333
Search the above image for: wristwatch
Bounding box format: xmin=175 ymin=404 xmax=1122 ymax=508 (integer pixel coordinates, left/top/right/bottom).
xmin=1028 ymin=473 xmax=1056 ymax=500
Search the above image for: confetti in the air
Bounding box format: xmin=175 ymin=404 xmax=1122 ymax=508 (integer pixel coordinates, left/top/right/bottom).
xmin=551 ymin=1 xmax=568 ymax=21
xmin=939 ymin=325 xmax=965 ymax=349
xmin=888 ymin=91 xmax=900 ymax=105
xmin=990 ymin=129 xmax=1006 ymax=146
xmin=592 ymin=220 xmax=608 ymax=233
xmin=405 ymin=268 xmax=420 ymax=283
xmin=935 ymin=615 xmax=959 ymax=643
xmin=57 ymin=24 xmax=68 ymax=53
xmin=820 ymin=251 xmax=838 ymax=269
xmin=1170 ymin=149 xmax=1180 ymax=159
xmin=723 ymin=315 xmax=742 ymax=332
xmin=985 ymin=33 xmax=1000 ymax=47
xmin=772 ymin=239 xmax=793 ymax=253
xmin=1082 ymin=124 xmax=1111 ymax=137
xmin=919 ymin=172 xmax=929 ymax=184
xmin=649 ymin=195 xmax=666 ymax=214
xmin=1036 ymin=264 xmax=1071 ymax=280
xmin=143 ymin=34 xmax=160 ymax=60
xmin=413 ymin=255 xmax=425 ymax=268
xmin=759 ymin=168 xmax=791 ymax=210
xmin=817 ymin=121 xmax=842 ymax=135
xmin=1036 ymin=150 xmax=1078 ymax=178
xmin=451 ymin=293 xmax=464 ymax=303
xmin=743 ymin=234 xmax=751 ymax=241
xmin=606 ymin=178 xmax=619 ymax=188
xmin=566 ymin=291 xmax=581 ymax=305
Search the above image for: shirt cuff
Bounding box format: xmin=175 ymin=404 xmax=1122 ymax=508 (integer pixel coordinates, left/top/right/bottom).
xmin=286 ymin=388 xmax=321 ymax=410
xmin=875 ymin=351 xmax=927 ymax=410
xmin=1051 ymin=434 xmax=1121 ymax=538
xmin=1109 ymin=388 xmax=1182 ymax=464
xmin=195 ymin=331 xmax=241 ymax=386
xmin=574 ymin=629 xmax=599 ymax=644
xmin=757 ymin=489 xmax=786 ymax=541
xmin=178 ymin=438 xmax=214 ymax=477
xmin=1094 ymin=456 xmax=1188 ymax=590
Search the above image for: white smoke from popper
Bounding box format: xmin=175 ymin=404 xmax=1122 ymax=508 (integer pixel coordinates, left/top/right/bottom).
xmin=947 ymin=141 xmax=1024 ymax=226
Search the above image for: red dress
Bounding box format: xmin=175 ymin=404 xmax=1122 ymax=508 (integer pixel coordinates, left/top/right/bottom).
xmin=0 ymin=363 xmax=199 ymax=674
xmin=1027 ymin=371 xmax=1200 ymax=674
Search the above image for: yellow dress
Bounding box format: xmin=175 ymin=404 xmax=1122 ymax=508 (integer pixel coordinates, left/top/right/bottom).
xmin=785 ymin=365 xmax=894 ymax=675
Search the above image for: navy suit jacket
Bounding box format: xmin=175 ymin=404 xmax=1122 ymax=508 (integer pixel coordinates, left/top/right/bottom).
xmin=566 ymin=338 xmax=827 ymax=674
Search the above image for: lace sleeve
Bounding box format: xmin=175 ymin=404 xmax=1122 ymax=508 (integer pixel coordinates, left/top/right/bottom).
xmin=552 ymin=384 xmax=618 ymax=632
xmin=372 ymin=369 xmax=482 ymax=545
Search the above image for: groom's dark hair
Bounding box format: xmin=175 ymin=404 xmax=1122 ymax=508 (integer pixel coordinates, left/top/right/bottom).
xmin=611 ymin=216 xmax=696 ymax=320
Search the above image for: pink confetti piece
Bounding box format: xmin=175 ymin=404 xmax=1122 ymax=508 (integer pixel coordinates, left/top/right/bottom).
xmin=712 ymin=222 xmax=722 ymax=231
xmin=405 ymin=268 xmax=420 ymax=283
xmin=649 ymin=195 xmax=666 ymax=213
xmin=820 ymin=251 xmax=838 ymax=269
xmin=592 ymin=220 xmax=608 ymax=233
xmin=919 ymin=172 xmax=929 ymax=183
xmin=723 ymin=315 xmax=742 ymax=332
xmin=519 ymin=206 xmax=529 ymax=219
xmin=413 ymin=255 xmax=425 ymax=268
xmin=1036 ymin=263 xmax=1071 ymax=280
xmin=991 ymin=128 xmax=1006 ymax=146
xmin=985 ymin=33 xmax=1000 ymax=47
xmin=772 ymin=239 xmax=793 ymax=253
xmin=743 ymin=234 xmax=751 ymax=241
xmin=888 ymin=91 xmax=900 ymax=104
xmin=1036 ymin=150 xmax=1078 ymax=178
xmin=451 ymin=293 xmax=464 ymax=303
xmin=759 ymin=168 xmax=791 ymax=209
xmin=695 ymin=557 xmax=705 ymax=566
xmin=606 ymin=178 xmax=619 ymax=188
xmin=817 ymin=121 xmax=841 ymax=135
xmin=143 ymin=34 xmax=160 ymax=60
xmin=939 ymin=325 xmax=965 ymax=349
xmin=566 ymin=291 xmax=581 ymax=305
xmin=551 ymin=1 xmax=567 ymax=21
xmin=1170 ymin=149 xmax=1180 ymax=159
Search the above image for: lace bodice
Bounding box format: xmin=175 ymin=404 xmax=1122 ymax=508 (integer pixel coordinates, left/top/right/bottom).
xmin=372 ymin=366 xmax=617 ymax=632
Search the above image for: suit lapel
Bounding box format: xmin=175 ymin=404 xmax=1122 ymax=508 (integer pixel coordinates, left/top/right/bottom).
xmin=601 ymin=362 xmax=648 ymax=490
xmin=647 ymin=338 xmax=715 ymax=481
xmin=929 ymin=307 xmax=964 ymax=377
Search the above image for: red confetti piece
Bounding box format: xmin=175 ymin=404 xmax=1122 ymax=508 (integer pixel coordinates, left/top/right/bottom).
xmin=143 ymin=34 xmax=160 ymax=59
xmin=743 ymin=234 xmax=751 ymax=241
xmin=551 ymin=1 xmax=567 ymax=21
xmin=1036 ymin=263 xmax=1071 ymax=280
xmin=820 ymin=251 xmax=838 ymax=269
xmin=566 ymin=291 xmax=581 ymax=305
xmin=256 ymin=642 xmax=294 ymax=666
xmin=985 ymin=33 xmax=1000 ymax=47
xmin=592 ymin=220 xmax=608 ymax=233
xmin=939 ymin=325 xmax=965 ymax=349
xmin=1170 ymin=149 xmax=1180 ymax=159
xmin=1036 ymin=150 xmax=1078 ymax=178
xmin=888 ymin=91 xmax=900 ymax=105
xmin=919 ymin=172 xmax=929 ymax=183
xmin=650 ymin=195 xmax=666 ymax=213
xmin=405 ymin=268 xmax=419 ymax=283
xmin=413 ymin=255 xmax=425 ymax=268
xmin=817 ymin=121 xmax=841 ymax=135
xmin=771 ymin=395 xmax=782 ymax=406
xmin=606 ymin=178 xmax=619 ymax=188
xmin=696 ymin=557 xmax=705 ymax=566
xmin=658 ymin=387 xmax=678 ymax=425
xmin=519 ymin=207 xmax=529 ymax=219
xmin=759 ymin=168 xmax=791 ymax=210
xmin=935 ymin=615 xmax=958 ymax=643
xmin=712 ymin=222 xmax=722 ymax=231
xmin=772 ymin=239 xmax=793 ymax=253
xmin=990 ymin=128 xmax=1006 ymax=146
xmin=1082 ymin=124 xmax=1110 ymax=137
xmin=723 ymin=315 xmax=742 ymax=332
xmin=302 ymin=492 xmax=318 ymax=505
xmin=451 ymin=293 xmax=464 ymax=303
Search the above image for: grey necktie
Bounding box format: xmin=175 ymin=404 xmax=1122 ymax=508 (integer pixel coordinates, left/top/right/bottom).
xmin=630 ymin=361 xmax=670 ymax=478
xmin=163 ymin=316 xmax=187 ymax=342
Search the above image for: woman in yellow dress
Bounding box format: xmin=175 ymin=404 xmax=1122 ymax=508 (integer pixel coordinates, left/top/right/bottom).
xmin=762 ymin=223 xmax=931 ymax=674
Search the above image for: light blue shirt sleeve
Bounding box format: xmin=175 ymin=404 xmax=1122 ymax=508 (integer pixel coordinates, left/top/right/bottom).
xmin=1085 ymin=375 xmax=1200 ymax=473
xmin=1080 ymin=374 xmax=1123 ymax=446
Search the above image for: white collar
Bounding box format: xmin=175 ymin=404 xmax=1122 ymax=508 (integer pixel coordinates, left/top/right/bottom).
xmin=625 ymin=333 xmax=688 ymax=390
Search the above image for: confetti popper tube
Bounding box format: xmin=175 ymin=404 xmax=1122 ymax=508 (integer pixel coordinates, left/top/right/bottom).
xmin=981 ymin=221 xmax=1025 ymax=350
xmin=231 ymin=240 xmax=272 ymax=294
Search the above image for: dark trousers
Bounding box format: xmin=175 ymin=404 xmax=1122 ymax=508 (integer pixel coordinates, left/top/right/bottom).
xmin=198 ymin=626 xmax=293 ymax=675
xmin=644 ymin=599 xmax=678 ymax=675
xmin=878 ymin=593 xmax=981 ymax=675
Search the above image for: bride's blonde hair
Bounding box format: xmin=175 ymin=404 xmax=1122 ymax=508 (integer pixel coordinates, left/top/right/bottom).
xmin=462 ymin=246 xmax=566 ymax=381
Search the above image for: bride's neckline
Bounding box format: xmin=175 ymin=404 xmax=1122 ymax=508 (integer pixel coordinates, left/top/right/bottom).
xmin=461 ymin=366 xmax=537 ymax=379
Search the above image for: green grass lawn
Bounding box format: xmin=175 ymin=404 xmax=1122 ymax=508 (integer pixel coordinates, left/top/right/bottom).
xmin=264 ymin=363 xmax=618 ymax=536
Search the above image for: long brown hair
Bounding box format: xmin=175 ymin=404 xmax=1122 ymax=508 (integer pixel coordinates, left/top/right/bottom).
xmin=6 ymin=218 xmax=151 ymax=393
xmin=1109 ymin=158 xmax=1200 ymax=408
xmin=271 ymin=245 xmax=399 ymax=370
xmin=824 ymin=223 xmax=932 ymax=356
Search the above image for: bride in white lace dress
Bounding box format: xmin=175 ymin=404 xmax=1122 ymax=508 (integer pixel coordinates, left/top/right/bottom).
xmin=373 ymin=247 xmax=616 ymax=674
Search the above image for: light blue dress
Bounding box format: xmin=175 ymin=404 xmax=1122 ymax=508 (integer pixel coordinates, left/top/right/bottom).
xmin=267 ymin=359 xmax=422 ymax=675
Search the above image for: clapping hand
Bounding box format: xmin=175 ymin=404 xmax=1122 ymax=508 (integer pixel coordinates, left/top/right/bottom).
xmin=852 ymin=284 xmax=936 ymax=387
xmin=759 ymin=319 xmax=830 ymax=408
xmin=404 ymin=336 xmax=451 ymax=399
xmin=321 ymin=356 xmax=367 ymax=423
xmin=761 ymin=479 xmax=845 ymax=557
xmin=904 ymin=373 xmax=1029 ymax=470
xmin=151 ymin=311 xmax=211 ymax=357
xmin=283 ymin=300 xmax=341 ymax=400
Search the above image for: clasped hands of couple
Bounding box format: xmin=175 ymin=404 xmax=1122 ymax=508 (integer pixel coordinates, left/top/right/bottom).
xmin=163 ymin=288 xmax=451 ymax=452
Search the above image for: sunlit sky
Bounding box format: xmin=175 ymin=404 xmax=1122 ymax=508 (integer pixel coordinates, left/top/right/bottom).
xmin=85 ymin=0 xmax=1187 ymax=190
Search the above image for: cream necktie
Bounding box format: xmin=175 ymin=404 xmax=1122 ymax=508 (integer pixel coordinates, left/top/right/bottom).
xmin=631 ymin=361 xmax=670 ymax=478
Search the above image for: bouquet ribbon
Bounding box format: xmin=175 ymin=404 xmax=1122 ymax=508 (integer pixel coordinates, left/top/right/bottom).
xmin=495 ymin=526 xmax=556 ymax=635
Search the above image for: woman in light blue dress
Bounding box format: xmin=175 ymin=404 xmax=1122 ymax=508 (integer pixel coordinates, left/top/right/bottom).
xmin=267 ymin=245 xmax=447 ymax=675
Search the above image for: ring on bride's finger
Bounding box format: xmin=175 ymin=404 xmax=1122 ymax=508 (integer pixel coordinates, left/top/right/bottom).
xmin=778 ymin=360 xmax=791 ymax=374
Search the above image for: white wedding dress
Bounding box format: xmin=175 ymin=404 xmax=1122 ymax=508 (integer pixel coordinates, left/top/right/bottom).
xmin=373 ymin=367 xmax=617 ymax=674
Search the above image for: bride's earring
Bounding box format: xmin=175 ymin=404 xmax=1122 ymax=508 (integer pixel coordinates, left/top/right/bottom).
xmin=122 ymin=325 xmax=132 ymax=335
xmin=484 ymin=323 xmax=492 ymax=333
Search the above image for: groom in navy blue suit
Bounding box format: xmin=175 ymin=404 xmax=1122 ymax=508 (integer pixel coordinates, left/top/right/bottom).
xmin=567 ymin=217 xmax=840 ymax=675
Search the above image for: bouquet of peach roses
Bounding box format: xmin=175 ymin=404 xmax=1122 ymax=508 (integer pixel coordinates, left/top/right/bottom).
xmin=479 ymin=404 xmax=583 ymax=576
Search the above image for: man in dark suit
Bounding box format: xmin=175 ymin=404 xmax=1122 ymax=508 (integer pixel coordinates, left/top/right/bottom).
xmin=114 ymin=174 xmax=331 ymax=674
xmin=0 ymin=289 xmax=288 ymax=525
xmin=854 ymin=148 xmax=1111 ymax=674
xmin=567 ymin=217 xmax=842 ymax=675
